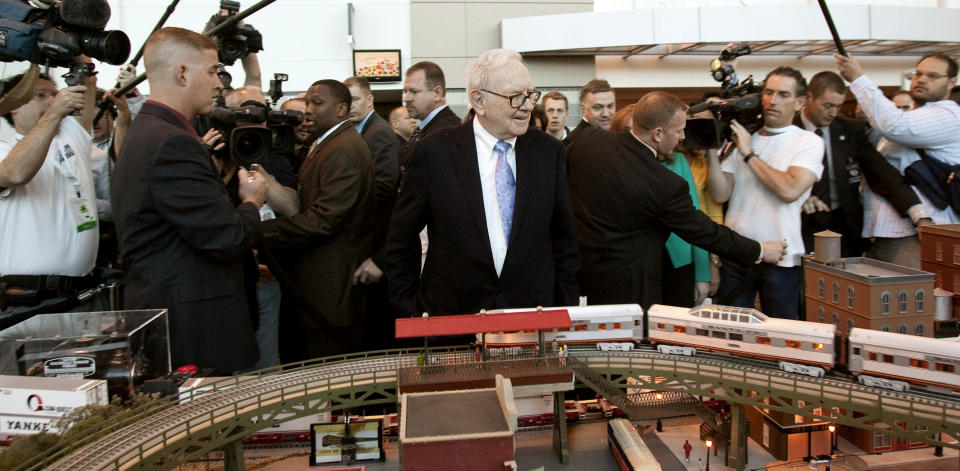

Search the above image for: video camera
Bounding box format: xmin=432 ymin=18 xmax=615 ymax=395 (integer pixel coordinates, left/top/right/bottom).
xmin=0 ymin=0 xmax=130 ymax=68
xmin=206 ymin=0 xmax=262 ymax=66
xmin=684 ymin=44 xmax=763 ymax=150
xmin=209 ymin=100 xmax=303 ymax=169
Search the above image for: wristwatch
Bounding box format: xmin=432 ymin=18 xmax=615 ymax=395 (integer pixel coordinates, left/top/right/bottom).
xmin=743 ymin=150 xmax=758 ymax=163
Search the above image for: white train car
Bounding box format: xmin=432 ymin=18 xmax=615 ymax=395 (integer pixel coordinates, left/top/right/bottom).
xmin=848 ymin=328 xmax=960 ymax=393
xmin=607 ymin=418 xmax=662 ymax=471
xmin=482 ymin=304 xmax=643 ymax=348
xmin=647 ymin=304 xmax=836 ymax=377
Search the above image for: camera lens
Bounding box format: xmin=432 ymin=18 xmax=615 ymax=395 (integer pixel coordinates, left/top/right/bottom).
xmin=230 ymin=126 xmax=272 ymax=168
xmin=80 ymin=30 xmax=131 ymax=65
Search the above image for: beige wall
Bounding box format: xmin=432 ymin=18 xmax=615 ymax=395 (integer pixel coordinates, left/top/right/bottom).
xmin=410 ymin=1 xmax=594 ymax=90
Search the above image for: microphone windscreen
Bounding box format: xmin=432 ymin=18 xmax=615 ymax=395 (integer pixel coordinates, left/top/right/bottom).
xmin=59 ymin=0 xmax=111 ymax=30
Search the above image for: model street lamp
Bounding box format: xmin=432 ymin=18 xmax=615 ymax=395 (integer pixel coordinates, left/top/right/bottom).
xmin=828 ymin=424 xmax=837 ymax=454
xmin=705 ymin=439 xmax=713 ymax=471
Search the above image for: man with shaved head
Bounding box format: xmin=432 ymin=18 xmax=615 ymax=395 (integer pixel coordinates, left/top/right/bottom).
xmin=113 ymin=27 xmax=269 ymax=374
xmin=566 ymin=91 xmax=785 ymax=311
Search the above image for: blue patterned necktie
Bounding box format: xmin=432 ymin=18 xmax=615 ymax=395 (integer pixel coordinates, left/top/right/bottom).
xmin=494 ymin=140 xmax=515 ymax=243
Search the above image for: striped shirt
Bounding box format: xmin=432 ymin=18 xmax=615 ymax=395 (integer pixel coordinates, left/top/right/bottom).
xmin=851 ymin=75 xmax=960 ymax=237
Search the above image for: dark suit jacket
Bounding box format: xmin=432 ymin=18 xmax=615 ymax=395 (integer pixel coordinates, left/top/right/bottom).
xmin=567 ymin=127 xmax=760 ymax=310
xmin=562 ymin=119 xmax=592 ymax=147
xmin=261 ymin=122 xmax=376 ymax=327
xmin=113 ymin=102 xmax=261 ymax=374
xmin=359 ymin=111 xmax=400 ymax=206
xmin=796 ymin=115 xmax=920 ymax=255
xmin=420 ymin=105 xmax=461 ymax=138
xmin=385 ymin=119 xmax=580 ymax=316
xmin=359 ymin=111 xmax=400 ymax=267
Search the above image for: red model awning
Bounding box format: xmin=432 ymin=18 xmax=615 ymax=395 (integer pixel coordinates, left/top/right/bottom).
xmin=395 ymin=309 xmax=572 ymax=338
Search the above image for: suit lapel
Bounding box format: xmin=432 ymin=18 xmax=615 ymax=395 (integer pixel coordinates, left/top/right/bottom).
xmin=450 ymin=122 xmax=491 ymax=242
xmin=509 ymin=133 xmax=535 ymax=247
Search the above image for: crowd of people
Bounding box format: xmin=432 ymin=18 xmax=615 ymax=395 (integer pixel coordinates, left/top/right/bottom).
xmin=1 ymin=25 xmax=958 ymax=375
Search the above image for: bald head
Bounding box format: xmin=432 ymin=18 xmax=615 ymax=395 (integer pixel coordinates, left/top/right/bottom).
xmin=225 ymin=87 xmax=267 ymax=108
xmin=144 ymin=27 xmax=221 ymax=116
xmin=144 ymin=27 xmax=217 ymax=85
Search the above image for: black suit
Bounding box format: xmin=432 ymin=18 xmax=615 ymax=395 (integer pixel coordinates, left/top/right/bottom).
xmin=359 ymin=111 xmax=400 ymax=207
xmin=385 ymin=119 xmax=580 ymax=316
xmin=562 ymin=119 xmax=592 ymax=147
xmin=357 ymin=112 xmax=401 ymax=349
xmin=399 ymin=106 xmax=461 ymax=189
xmin=419 ymin=105 xmax=461 ymax=137
xmin=796 ymin=114 xmax=920 ymax=256
xmin=567 ymin=127 xmax=760 ymax=310
xmin=113 ymin=102 xmax=261 ymax=374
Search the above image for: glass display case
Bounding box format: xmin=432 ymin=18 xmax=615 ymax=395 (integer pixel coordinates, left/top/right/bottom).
xmin=0 ymin=310 xmax=170 ymax=398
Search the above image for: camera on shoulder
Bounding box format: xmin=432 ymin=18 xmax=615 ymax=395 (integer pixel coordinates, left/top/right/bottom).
xmin=684 ymin=44 xmax=764 ymax=150
xmin=0 ymin=0 xmax=130 ymax=67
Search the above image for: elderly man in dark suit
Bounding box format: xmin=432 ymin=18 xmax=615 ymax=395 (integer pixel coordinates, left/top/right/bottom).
xmin=261 ymin=79 xmax=376 ymax=359
xmin=567 ymin=91 xmax=786 ymax=311
xmin=796 ymin=71 xmax=925 ymax=256
xmin=113 ymin=27 xmax=268 ymax=374
xmin=386 ymin=49 xmax=579 ymax=317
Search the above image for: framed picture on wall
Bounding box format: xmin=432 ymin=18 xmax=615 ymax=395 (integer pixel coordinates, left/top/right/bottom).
xmin=352 ymin=50 xmax=402 ymax=82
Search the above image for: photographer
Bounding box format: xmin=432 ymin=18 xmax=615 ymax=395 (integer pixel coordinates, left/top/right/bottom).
xmin=836 ymin=52 xmax=960 ymax=267
xmin=0 ymin=56 xmax=100 ymax=316
xmin=708 ymin=67 xmax=824 ymax=320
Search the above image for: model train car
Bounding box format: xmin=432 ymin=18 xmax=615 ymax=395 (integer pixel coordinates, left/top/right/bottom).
xmin=481 ymin=303 xmax=960 ymax=394
xmin=607 ymin=418 xmax=662 ymax=471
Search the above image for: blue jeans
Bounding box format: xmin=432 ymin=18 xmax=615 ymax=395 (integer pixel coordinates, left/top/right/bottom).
xmin=248 ymin=280 xmax=281 ymax=371
xmin=717 ymin=259 xmax=802 ymax=320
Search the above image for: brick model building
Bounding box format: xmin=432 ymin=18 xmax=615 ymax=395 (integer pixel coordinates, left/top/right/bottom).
xmin=918 ymin=224 xmax=960 ymax=334
xmin=803 ymin=231 xmax=936 ymax=337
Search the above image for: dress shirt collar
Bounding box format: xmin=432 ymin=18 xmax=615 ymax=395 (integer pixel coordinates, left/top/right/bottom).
xmin=629 ymin=130 xmax=658 ymax=158
xmin=799 ymin=110 xmax=825 ymax=134
xmin=419 ymin=104 xmax=448 ymax=130
xmin=315 ymin=121 xmax=348 ymax=147
xmin=473 ymin=117 xmax=518 ymax=155
xmin=355 ymin=110 xmax=374 ymax=133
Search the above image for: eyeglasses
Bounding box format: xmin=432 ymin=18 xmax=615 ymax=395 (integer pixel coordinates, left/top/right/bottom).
xmin=481 ymin=89 xmax=542 ymax=108
xmin=908 ymin=70 xmax=951 ymax=80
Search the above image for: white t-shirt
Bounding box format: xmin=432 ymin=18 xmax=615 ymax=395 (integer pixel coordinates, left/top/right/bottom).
xmin=0 ymin=116 xmax=98 ymax=276
xmin=721 ymin=125 xmax=824 ymax=267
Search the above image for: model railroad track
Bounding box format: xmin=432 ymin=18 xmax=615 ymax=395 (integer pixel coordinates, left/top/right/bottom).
xmin=37 ymin=353 xmax=429 ymax=471
xmin=26 ymin=346 xmax=960 ymax=470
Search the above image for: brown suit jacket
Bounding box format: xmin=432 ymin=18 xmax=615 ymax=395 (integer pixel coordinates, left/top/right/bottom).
xmin=261 ymin=122 xmax=376 ymax=327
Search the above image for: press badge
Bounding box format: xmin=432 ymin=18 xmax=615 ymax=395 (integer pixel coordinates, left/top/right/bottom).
xmin=69 ymin=181 xmax=96 ymax=232
xmin=70 ymin=197 xmax=96 ymax=232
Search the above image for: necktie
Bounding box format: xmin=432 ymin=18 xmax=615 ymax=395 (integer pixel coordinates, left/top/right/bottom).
xmin=406 ymin=127 xmax=422 ymax=152
xmin=814 ymin=128 xmax=833 ymax=207
xmin=494 ymin=140 xmax=515 ymax=243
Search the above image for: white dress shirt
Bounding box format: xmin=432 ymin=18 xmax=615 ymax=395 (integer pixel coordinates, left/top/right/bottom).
xmin=850 ymin=75 xmax=960 ymax=235
xmin=473 ymin=118 xmax=517 ymax=276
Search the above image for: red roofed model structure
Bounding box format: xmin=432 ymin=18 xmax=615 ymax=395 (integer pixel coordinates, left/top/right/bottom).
xmin=395 ymin=308 xmax=572 ymax=338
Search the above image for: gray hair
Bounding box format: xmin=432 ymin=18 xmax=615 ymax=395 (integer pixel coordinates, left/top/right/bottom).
xmin=465 ymin=49 xmax=524 ymax=92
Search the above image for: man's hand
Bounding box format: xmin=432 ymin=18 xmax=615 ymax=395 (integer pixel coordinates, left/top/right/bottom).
xmin=729 ymin=119 xmax=753 ymax=156
xmin=353 ymin=258 xmax=384 ymax=285
xmin=834 ymin=53 xmax=865 ymax=83
xmin=238 ymin=167 xmax=268 ymax=208
xmin=802 ymin=195 xmax=831 ymax=214
xmin=50 ymin=85 xmax=86 ymax=119
xmin=694 ymin=281 xmax=710 ymax=305
xmin=117 ymin=64 xmax=140 ymax=96
xmin=761 ymin=241 xmax=787 ymax=264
